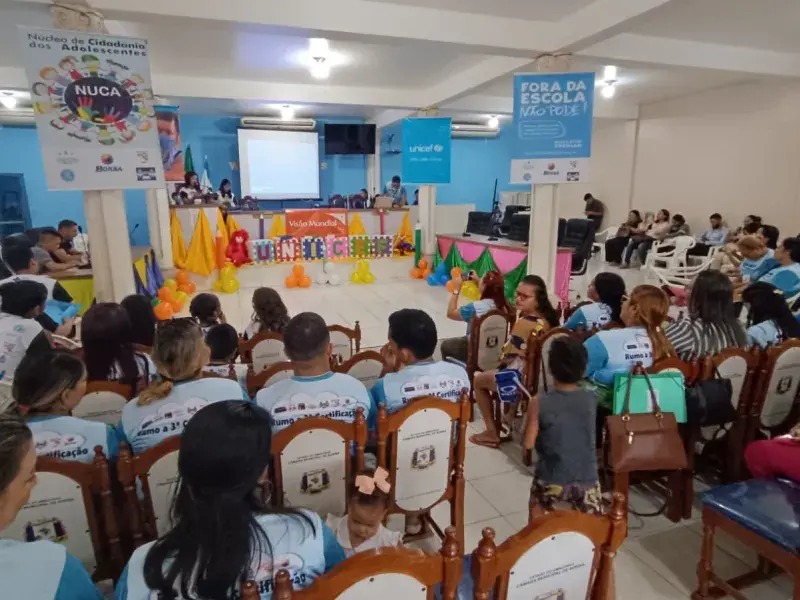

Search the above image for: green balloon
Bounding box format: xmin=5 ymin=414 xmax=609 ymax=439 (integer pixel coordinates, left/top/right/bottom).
xmin=151 ymin=298 xmax=161 ymax=306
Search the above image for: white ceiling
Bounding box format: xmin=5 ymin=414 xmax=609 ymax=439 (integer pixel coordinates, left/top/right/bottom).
xmin=0 ymin=0 xmax=799 ymax=123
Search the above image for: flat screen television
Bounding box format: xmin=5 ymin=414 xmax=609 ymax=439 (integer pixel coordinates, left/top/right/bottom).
xmin=324 ymin=124 xmax=376 ymax=155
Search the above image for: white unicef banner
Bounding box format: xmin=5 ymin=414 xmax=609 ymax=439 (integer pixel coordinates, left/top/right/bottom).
xmin=9 ymin=472 xmax=96 ymax=570
xmin=337 ymin=573 xmax=428 ymax=600
xmin=148 ymin=451 xmax=180 ymax=537
xmin=394 ymin=408 xmax=452 ymax=512
xmin=18 ymin=27 xmax=164 ymax=191
xmin=506 ymin=532 xmax=595 ymax=600
xmin=511 ymin=158 xmax=591 ymax=185
xmin=280 ymin=429 xmax=347 ymax=517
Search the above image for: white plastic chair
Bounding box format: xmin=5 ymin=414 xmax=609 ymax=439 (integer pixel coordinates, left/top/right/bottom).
xmin=592 ymin=226 xmax=617 ymax=262
xmin=644 ymin=235 xmax=696 ymax=272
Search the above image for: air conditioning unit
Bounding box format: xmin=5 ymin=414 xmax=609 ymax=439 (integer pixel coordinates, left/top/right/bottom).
xmin=451 ymin=122 xmax=499 ymax=139
xmin=239 ymin=117 xmax=316 ymax=131
xmin=0 ymin=108 xmax=34 ymax=125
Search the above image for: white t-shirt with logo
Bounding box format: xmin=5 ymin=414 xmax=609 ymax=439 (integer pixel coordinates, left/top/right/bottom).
xmin=371 ymin=360 xmax=470 ymax=415
xmin=0 ymin=313 xmax=45 ymax=383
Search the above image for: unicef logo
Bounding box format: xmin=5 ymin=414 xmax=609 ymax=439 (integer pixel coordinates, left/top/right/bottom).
xmin=60 ymin=169 xmax=75 ymax=182
xmin=433 ymin=144 xmax=444 ymax=152
xmin=523 ymin=173 xmax=531 ymax=182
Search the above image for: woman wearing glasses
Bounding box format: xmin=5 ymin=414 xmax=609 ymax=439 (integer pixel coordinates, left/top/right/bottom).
xmin=469 ymin=275 xmax=559 ymax=448
xmin=119 ymin=319 xmax=250 ymax=455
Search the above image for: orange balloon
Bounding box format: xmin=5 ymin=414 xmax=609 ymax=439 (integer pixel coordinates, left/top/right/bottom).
xmin=450 ymin=267 xmax=462 ymax=279
xmin=285 ymin=275 xmax=298 ymax=288
xmin=154 ymin=302 xmax=174 ymax=320
xmin=175 ymin=270 xmax=190 ymax=285
xmin=446 ymin=280 xmax=455 ymax=292
xmin=170 ymin=300 xmax=183 ymax=313
xmin=299 ymin=275 xmax=312 ymax=288
xmin=423 ymin=268 xmax=433 ymax=278
xmin=178 ymin=281 xmax=196 ymax=294
xmin=157 ymin=287 xmax=174 ymax=302
xmin=292 ymin=264 xmax=304 ymax=278
xmin=418 ymin=259 xmax=429 ymax=270
xmin=410 ymin=268 xmax=421 ymax=279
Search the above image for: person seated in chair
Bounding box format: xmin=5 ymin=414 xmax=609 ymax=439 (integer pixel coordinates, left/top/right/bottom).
xmin=372 ymin=308 xmax=469 ymax=415
xmin=687 ymin=213 xmax=729 ymax=257
xmin=32 ymin=229 xmax=76 ymax=274
xmin=255 ymin=312 xmax=373 ymax=434
xmin=742 ymin=283 xmax=800 ymax=348
xmin=564 ymin=272 xmax=626 ymax=331
xmin=620 ymin=208 xmax=671 ymax=268
xmin=749 ymin=237 xmax=800 ymax=300
xmin=56 ymin=220 xmax=83 ymax=261
xmin=604 ymin=210 xmax=643 ymax=265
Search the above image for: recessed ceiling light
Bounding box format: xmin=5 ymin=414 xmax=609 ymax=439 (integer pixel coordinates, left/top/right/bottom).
xmin=603 ymin=65 xmax=617 ymax=82
xmin=310 ymin=58 xmax=330 ymax=80
xmin=487 ymin=115 xmax=499 ymax=129
xmin=280 ymin=105 xmax=295 ymax=120
xmin=309 ymin=38 xmax=329 ymax=57
xmin=0 ymin=92 xmax=17 ymax=109
xmin=600 ymin=84 xmax=616 ymax=99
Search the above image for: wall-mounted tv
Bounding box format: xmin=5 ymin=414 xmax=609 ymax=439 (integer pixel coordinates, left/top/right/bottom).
xmin=324 ymin=124 xmax=376 ymax=155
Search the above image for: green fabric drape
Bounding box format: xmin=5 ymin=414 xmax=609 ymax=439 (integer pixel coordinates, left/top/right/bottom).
xmin=434 ymin=244 xmax=527 ymax=301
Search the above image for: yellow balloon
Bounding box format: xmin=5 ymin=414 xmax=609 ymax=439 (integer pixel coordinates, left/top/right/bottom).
xmin=364 ymin=272 xmax=375 ymax=284
xmin=351 ymin=272 xmax=362 ymax=283
xmin=164 ymin=279 xmax=178 ymax=291
xmin=174 ymin=291 xmax=189 ymax=304
xmin=212 ymin=280 xmax=224 ymax=292
xmin=461 ymin=281 xmax=480 ymax=301
xmin=222 ymin=278 xmax=239 ymax=294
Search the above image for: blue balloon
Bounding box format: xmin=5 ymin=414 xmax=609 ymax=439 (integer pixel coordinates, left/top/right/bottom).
xmin=426 ymin=273 xmax=439 ymax=286
xmin=438 ymin=274 xmax=449 ymax=285
xmin=435 ymin=262 xmax=448 ymax=276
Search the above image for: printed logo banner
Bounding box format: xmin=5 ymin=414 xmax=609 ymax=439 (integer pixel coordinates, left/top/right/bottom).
xmin=285 ymin=209 xmax=348 ymax=238
xmin=18 ymin=27 xmax=165 ymax=191
xmin=511 ymin=72 xmax=595 ymax=184
xmin=402 ymin=117 xmax=452 ymax=184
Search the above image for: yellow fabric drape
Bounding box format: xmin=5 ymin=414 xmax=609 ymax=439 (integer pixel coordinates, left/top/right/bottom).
xmin=216 ymin=208 xmax=229 ymax=261
xmin=170 ymin=209 xmax=188 ymax=269
xmin=348 ymin=213 xmax=366 ymax=236
xmin=133 ymin=255 xmax=148 ymax=287
xmin=227 ymin=213 xmax=243 ymax=237
xmin=268 ymin=214 xmax=286 ymax=238
xmin=185 ymin=210 xmax=216 ymax=276
xmin=396 ymin=211 xmax=413 ymax=238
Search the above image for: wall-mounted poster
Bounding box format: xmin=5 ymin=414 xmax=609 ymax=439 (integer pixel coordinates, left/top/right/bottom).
xmin=18 ymin=27 xmax=164 ymax=190
xmin=394 ymin=408 xmax=452 ymax=512
xmin=155 ymin=105 xmax=183 ymax=182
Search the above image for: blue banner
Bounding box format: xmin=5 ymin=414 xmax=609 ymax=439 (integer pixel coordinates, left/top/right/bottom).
xmin=402 ymin=117 xmax=452 ymax=184
xmin=512 ymin=72 xmax=595 ymax=160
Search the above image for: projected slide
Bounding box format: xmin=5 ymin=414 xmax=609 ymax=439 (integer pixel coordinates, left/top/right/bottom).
xmin=238 ymin=129 xmax=320 ymax=199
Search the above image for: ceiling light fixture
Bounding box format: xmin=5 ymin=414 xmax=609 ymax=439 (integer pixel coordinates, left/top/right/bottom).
xmin=603 ymin=65 xmax=617 ymax=82
xmin=600 ymin=85 xmax=616 ymax=99
xmin=310 ymin=57 xmax=330 ymax=80
xmin=280 ymin=105 xmax=295 ymax=120
xmin=309 ymin=38 xmax=330 ymax=57
xmin=487 ymin=115 xmax=499 ymax=129
xmin=599 ymin=65 xmax=618 ymax=100
xmin=0 ymin=92 xmax=17 ymax=109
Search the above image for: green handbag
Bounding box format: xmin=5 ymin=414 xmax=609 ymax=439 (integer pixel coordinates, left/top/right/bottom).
xmin=612 ymin=370 xmax=687 ymax=423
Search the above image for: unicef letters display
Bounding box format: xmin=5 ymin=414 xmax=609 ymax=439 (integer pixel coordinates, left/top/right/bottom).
xmin=18 ymin=27 xmax=164 ymax=190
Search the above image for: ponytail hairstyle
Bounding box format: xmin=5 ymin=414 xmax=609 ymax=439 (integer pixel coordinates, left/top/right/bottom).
xmin=592 ymin=272 xmax=626 ymax=325
xmin=520 ymin=275 xmax=559 ymax=328
xmin=138 ymin=318 xmax=210 ymax=405
xmin=13 ymin=351 xmax=85 ymax=416
xmin=479 ymin=271 xmax=512 ymax=315
xmin=626 ymin=285 xmax=674 ymax=361
xmin=143 ymin=401 xmax=315 ymax=598
xmin=81 ymin=303 xmax=141 ymax=392
xmin=742 ymin=282 xmax=800 ymax=340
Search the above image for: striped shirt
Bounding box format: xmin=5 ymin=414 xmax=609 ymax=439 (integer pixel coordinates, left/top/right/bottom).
xmin=664 ymin=318 xmax=745 ymax=360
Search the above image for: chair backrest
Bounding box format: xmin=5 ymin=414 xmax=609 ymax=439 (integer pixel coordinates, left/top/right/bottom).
xmin=469 ymin=309 xmax=514 ymax=372
xmin=72 ymin=381 xmax=133 ymax=425
xmin=328 ymin=322 xmax=361 ymax=366
xmin=647 ymin=356 xmax=698 ymax=384
xmin=270 ymin=408 xmax=367 ymax=517
xmin=246 ymin=361 xmax=294 ymax=398
xmin=332 ymin=350 xmax=390 ymax=389
xmin=271 ymin=527 xmax=461 ymax=599
xmin=7 ymin=448 xmax=123 ymax=580
xmin=710 ymin=348 xmax=761 ymax=414
xmin=117 ymin=438 xmax=181 ymax=544
xmin=202 ymin=363 xmax=239 ymax=380
xmin=376 ymin=392 xmax=470 ymax=550
xmin=532 ymin=327 xmax=573 ymax=395
xmin=666 ymin=236 xmax=696 ymax=269
xmin=239 ymin=331 xmax=286 ymax=373
xmin=470 ymin=494 xmax=627 ymax=600
xmin=754 ymin=339 xmax=800 ymax=431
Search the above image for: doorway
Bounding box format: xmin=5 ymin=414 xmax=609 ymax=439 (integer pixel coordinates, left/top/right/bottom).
xmin=0 ymin=174 xmax=32 ymax=237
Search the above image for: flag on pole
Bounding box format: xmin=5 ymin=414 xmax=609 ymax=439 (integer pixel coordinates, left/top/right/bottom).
xmin=201 ymin=154 xmax=212 ymax=191
xmin=183 ymin=145 xmax=195 ymax=175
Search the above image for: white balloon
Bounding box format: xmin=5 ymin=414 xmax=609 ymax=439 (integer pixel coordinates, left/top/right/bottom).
xmin=324 ymin=261 xmax=335 ymax=274
xmin=328 ymin=273 xmax=341 ymax=286
xmin=316 ymin=272 xmax=328 ymax=285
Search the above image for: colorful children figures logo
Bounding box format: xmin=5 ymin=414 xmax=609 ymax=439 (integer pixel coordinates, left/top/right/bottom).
xmin=32 ymin=54 xmax=154 ymax=146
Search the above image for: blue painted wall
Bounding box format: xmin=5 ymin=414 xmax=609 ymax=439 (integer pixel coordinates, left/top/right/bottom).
xmin=380 ymin=121 xmax=529 ymax=211
xmin=0 ymin=125 xmax=151 ymax=245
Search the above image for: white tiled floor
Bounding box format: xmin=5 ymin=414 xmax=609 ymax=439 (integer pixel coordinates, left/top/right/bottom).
xmin=193 ymin=256 xmax=791 ymax=598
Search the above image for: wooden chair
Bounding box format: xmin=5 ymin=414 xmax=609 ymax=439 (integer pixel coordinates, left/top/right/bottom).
xmin=246 ymin=361 xmax=294 ymax=398
xmin=270 ymin=408 xmax=367 ymax=518
xmin=239 ymin=331 xmax=286 ymax=373
xmin=531 ymin=327 xmax=574 ymax=396
xmin=328 ymin=321 xmax=362 ymax=366
xmin=470 ymin=493 xmax=627 ymax=600
xmin=332 ymin=350 xmax=391 ymax=390
xmin=269 ymin=527 xmax=461 ymax=599
xmin=6 ymin=447 xmax=124 ymax=580
xmin=73 ymin=381 xmax=133 ymax=425
xmin=561 ymin=299 xmax=592 ymax=323
xmin=117 ymin=438 xmax=181 ymax=545
xmin=202 ymin=363 xmax=239 ymax=381
xmin=376 ymin=392 xmax=470 ymax=551
xmin=466 ymin=309 xmax=514 ymax=421
xmin=747 ymin=339 xmax=800 ymax=443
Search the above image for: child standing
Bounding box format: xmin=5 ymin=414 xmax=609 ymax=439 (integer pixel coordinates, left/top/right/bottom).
xmin=325 ymin=468 xmax=403 ymax=557
xmin=189 ymin=293 xmax=225 ymax=335
xmin=524 ymin=336 xmax=602 ymax=518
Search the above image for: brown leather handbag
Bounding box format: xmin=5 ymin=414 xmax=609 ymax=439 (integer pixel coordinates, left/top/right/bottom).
xmin=606 ymin=365 xmax=688 ymax=473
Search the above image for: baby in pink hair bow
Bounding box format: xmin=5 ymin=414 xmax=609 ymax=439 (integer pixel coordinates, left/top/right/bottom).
xmin=355 ymin=467 xmax=391 ymax=495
